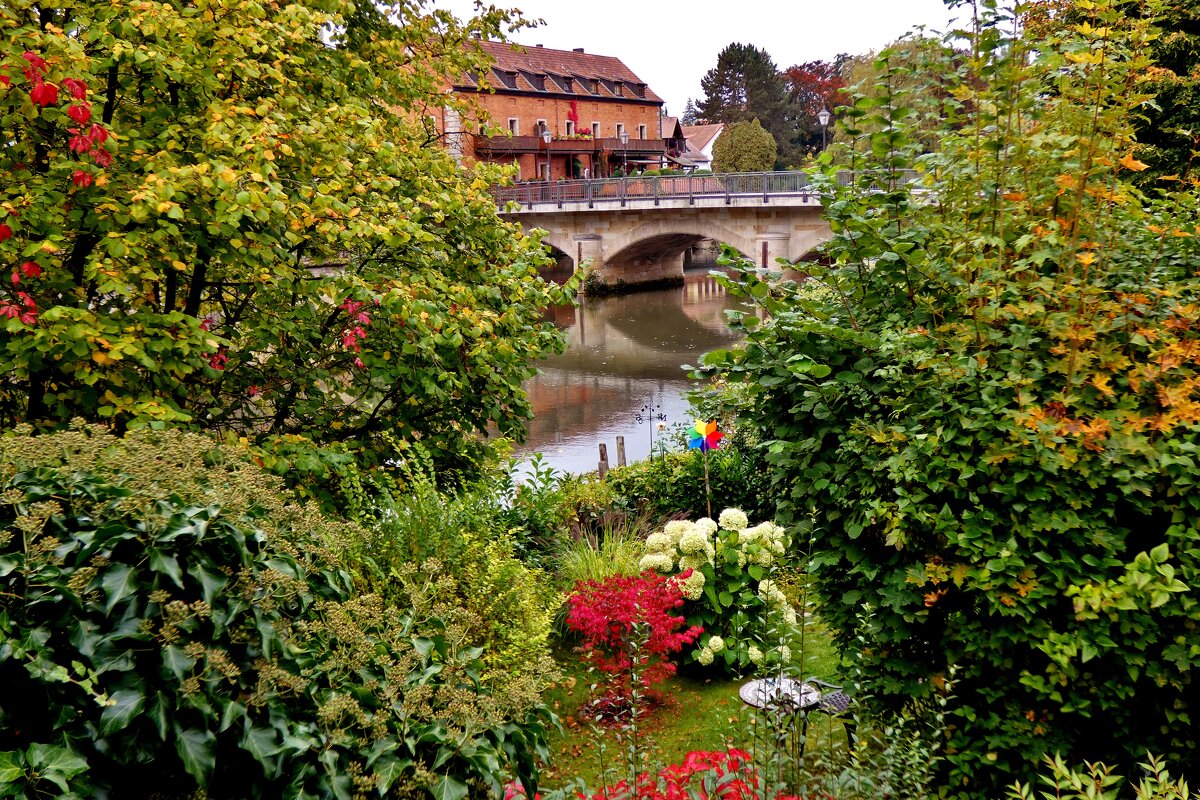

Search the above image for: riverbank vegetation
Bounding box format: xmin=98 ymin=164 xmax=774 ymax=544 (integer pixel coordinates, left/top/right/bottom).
xmin=2 ymin=0 xmax=1199 ymax=798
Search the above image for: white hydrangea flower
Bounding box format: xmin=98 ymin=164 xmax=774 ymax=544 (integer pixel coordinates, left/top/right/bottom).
xmin=779 ymin=645 xmax=792 ymax=662
xmin=645 ymin=532 xmax=672 ymax=553
xmin=638 ymin=553 xmax=674 ymax=574
xmin=679 ymin=569 xmax=705 ymax=600
xmin=718 ymin=508 xmax=749 ymax=531
xmin=703 ymin=541 xmax=716 ymax=563
xmin=739 ymin=527 xmax=761 ymax=545
xmin=747 ymin=646 xmax=763 ymax=665
xmin=769 ymin=589 xmax=787 ymax=608
xmin=758 ymin=579 xmax=778 ymax=598
xmin=663 ymin=520 xmax=691 ymax=543
xmin=736 ymin=551 xmax=747 ymax=568
xmin=752 ymin=549 xmax=774 ymax=567
xmin=696 ymin=647 xmax=715 ymax=666
xmin=782 ymin=606 xmax=798 ymax=625
xmin=707 ymin=635 xmax=725 ymax=653
xmin=678 ymin=553 xmax=705 ymax=572
xmin=678 ymin=529 xmax=708 ymax=554
xmin=694 ymin=517 xmax=718 ymax=536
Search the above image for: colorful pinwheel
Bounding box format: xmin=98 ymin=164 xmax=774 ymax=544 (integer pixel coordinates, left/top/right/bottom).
xmin=688 ymin=419 xmax=724 ymax=453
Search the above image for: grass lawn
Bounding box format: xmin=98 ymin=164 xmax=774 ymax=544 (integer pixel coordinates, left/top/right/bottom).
xmin=539 ymin=614 xmax=851 ymax=792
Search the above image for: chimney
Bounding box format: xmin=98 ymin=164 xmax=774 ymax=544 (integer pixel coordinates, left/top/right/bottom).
xmin=573 ymin=48 xmax=584 ymax=53
xmin=535 ymin=44 xmax=543 ymax=48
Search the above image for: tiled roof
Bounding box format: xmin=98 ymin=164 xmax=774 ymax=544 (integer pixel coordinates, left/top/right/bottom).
xmin=662 ymin=116 xmax=684 ymax=139
xmin=682 ymin=123 xmax=724 ymax=150
xmin=458 ymin=40 xmax=663 ymax=104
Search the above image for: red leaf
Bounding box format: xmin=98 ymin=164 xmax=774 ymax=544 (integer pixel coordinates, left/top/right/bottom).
xmin=71 ymin=170 xmax=92 ymax=188
xmin=20 ymin=262 xmax=42 ymax=279
xmin=29 ymin=82 xmax=58 ymax=107
xmin=61 ymin=78 xmax=87 ymax=99
xmin=21 ymin=51 xmax=47 ymax=73
xmin=67 ymin=104 xmax=91 ymax=125
xmin=0 ymin=223 xmax=10 ymax=242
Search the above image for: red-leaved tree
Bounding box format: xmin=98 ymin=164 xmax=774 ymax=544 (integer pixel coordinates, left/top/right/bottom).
xmin=565 ymin=570 xmax=702 ymax=709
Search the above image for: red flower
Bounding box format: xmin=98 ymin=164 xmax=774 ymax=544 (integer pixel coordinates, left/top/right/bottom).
xmin=22 ymin=51 xmax=47 ymax=73
xmin=209 ymin=350 xmax=228 ymax=370
xmin=67 ymin=103 xmax=91 ymax=124
xmin=353 ymin=357 xmax=365 ymax=369
xmin=71 ymin=170 xmax=92 ymax=188
xmin=0 ymin=223 xmax=10 ymax=241
xmin=29 ymin=82 xmax=58 ymax=107
xmin=20 ymin=262 xmax=42 ymax=279
xmin=61 ymin=78 xmax=87 ymax=99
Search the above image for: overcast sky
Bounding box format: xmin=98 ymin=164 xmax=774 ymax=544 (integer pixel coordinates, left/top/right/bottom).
xmin=432 ymin=0 xmax=963 ymax=116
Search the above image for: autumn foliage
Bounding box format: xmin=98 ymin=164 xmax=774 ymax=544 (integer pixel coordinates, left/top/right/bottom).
xmin=565 ymin=571 xmax=702 ymax=704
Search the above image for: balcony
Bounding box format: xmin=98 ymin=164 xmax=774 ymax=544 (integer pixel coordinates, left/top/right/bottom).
xmin=473 ymin=134 xmax=666 ymax=157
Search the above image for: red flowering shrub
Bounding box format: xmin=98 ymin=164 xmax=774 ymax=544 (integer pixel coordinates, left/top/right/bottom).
xmin=505 ymin=748 xmax=804 ymax=800
xmin=565 ymin=570 xmax=702 ymax=705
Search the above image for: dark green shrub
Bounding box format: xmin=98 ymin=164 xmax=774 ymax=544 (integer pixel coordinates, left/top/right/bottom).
xmin=603 ymin=425 xmax=774 ymax=522
xmin=702 ymin=3 xmax=1200 ymax=795
xmin=0 ymin=425 xmax=553 ymax=798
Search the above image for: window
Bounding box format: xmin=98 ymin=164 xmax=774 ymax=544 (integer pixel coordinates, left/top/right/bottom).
xmin=536 ymin=119 xmax=548 ymax=137
xmin=638 ymin=124 xmax=647 ymax=139
xmin=616 ymin=123 xmax=625 ymax=139
xmin=565 ymin=120 xmax=575 ymax=136
xmin=508 ymin=118 xmax=519 ymax=135
xmin=591 ymin=122 xmax=600 ymax=139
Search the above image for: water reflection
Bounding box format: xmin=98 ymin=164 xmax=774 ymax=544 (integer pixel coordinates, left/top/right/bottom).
xmin=515 ymin=269 xmax=748 ymax=475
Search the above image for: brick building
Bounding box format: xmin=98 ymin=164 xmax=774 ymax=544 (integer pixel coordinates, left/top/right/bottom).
xmin=447 ymin=41 xmax=667 ymax=181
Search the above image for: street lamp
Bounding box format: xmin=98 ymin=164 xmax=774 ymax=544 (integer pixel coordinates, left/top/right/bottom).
xmin=541 ymin=129 xmax=552 ymax=180
xmin=817 ymin=107 xmax=831 ymax=152
xmin=619 ymin=129 xmax=629 ymax=176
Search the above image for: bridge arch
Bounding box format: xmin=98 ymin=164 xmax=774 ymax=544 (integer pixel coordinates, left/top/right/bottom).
xmin=501 ymin=173 xmax=843 ymax=289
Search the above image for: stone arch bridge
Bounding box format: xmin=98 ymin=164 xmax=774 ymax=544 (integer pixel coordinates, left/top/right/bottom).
xmin=495 ymin=171 xmax=838 ymax=288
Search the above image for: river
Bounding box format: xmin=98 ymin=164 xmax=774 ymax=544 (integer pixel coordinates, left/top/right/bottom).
xmin=512 ymin=267 xmax=751 ymax=476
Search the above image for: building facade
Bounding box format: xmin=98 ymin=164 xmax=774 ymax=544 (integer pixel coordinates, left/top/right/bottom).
xmin=449 ymin=41 xmax=667 ymax=181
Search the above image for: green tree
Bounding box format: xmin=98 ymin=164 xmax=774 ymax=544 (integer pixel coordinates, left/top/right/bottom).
xmin=703 ymin=0 xmax=1200 ymax=794
xmin=711 ymin=119 xmax=777 ymax=172
xmin=0 ymin=0 xmax=568 ymax=490
xmin=697 ymin=43 xmax=791 ymax=166
xmin=1126 ymin=1 xmax=1200 ymax=184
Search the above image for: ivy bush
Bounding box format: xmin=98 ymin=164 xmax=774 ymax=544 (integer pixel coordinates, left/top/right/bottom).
xmin=0 ymin=425 xmax=554 ymax=798
xmin=702 ymin=0 xmax=1200 ymax=794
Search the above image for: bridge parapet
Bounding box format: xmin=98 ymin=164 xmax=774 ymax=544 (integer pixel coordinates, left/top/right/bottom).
xmin=494 ymin=169 xmax=919 ymax=212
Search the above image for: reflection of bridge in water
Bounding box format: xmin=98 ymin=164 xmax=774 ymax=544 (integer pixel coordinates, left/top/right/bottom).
xmin=516 ymin=270 xmax=749 ymax=473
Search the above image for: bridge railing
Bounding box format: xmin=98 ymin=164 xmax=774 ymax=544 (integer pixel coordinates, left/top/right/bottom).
xmin=494 ymin=170 xmax=919 ymax=210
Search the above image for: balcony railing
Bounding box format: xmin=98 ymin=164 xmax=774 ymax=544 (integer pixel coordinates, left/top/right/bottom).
xmin=473 ymin=134 xmax=667 ymax=156
xmin=494 ymin=170 xmax=920 ymax=209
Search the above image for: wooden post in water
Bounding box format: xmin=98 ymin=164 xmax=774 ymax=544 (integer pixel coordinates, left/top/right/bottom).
xmin=598 ymin=443 xmax=609 ymax=478
xmin=616 ymin=436 xmax=627 ymax=467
